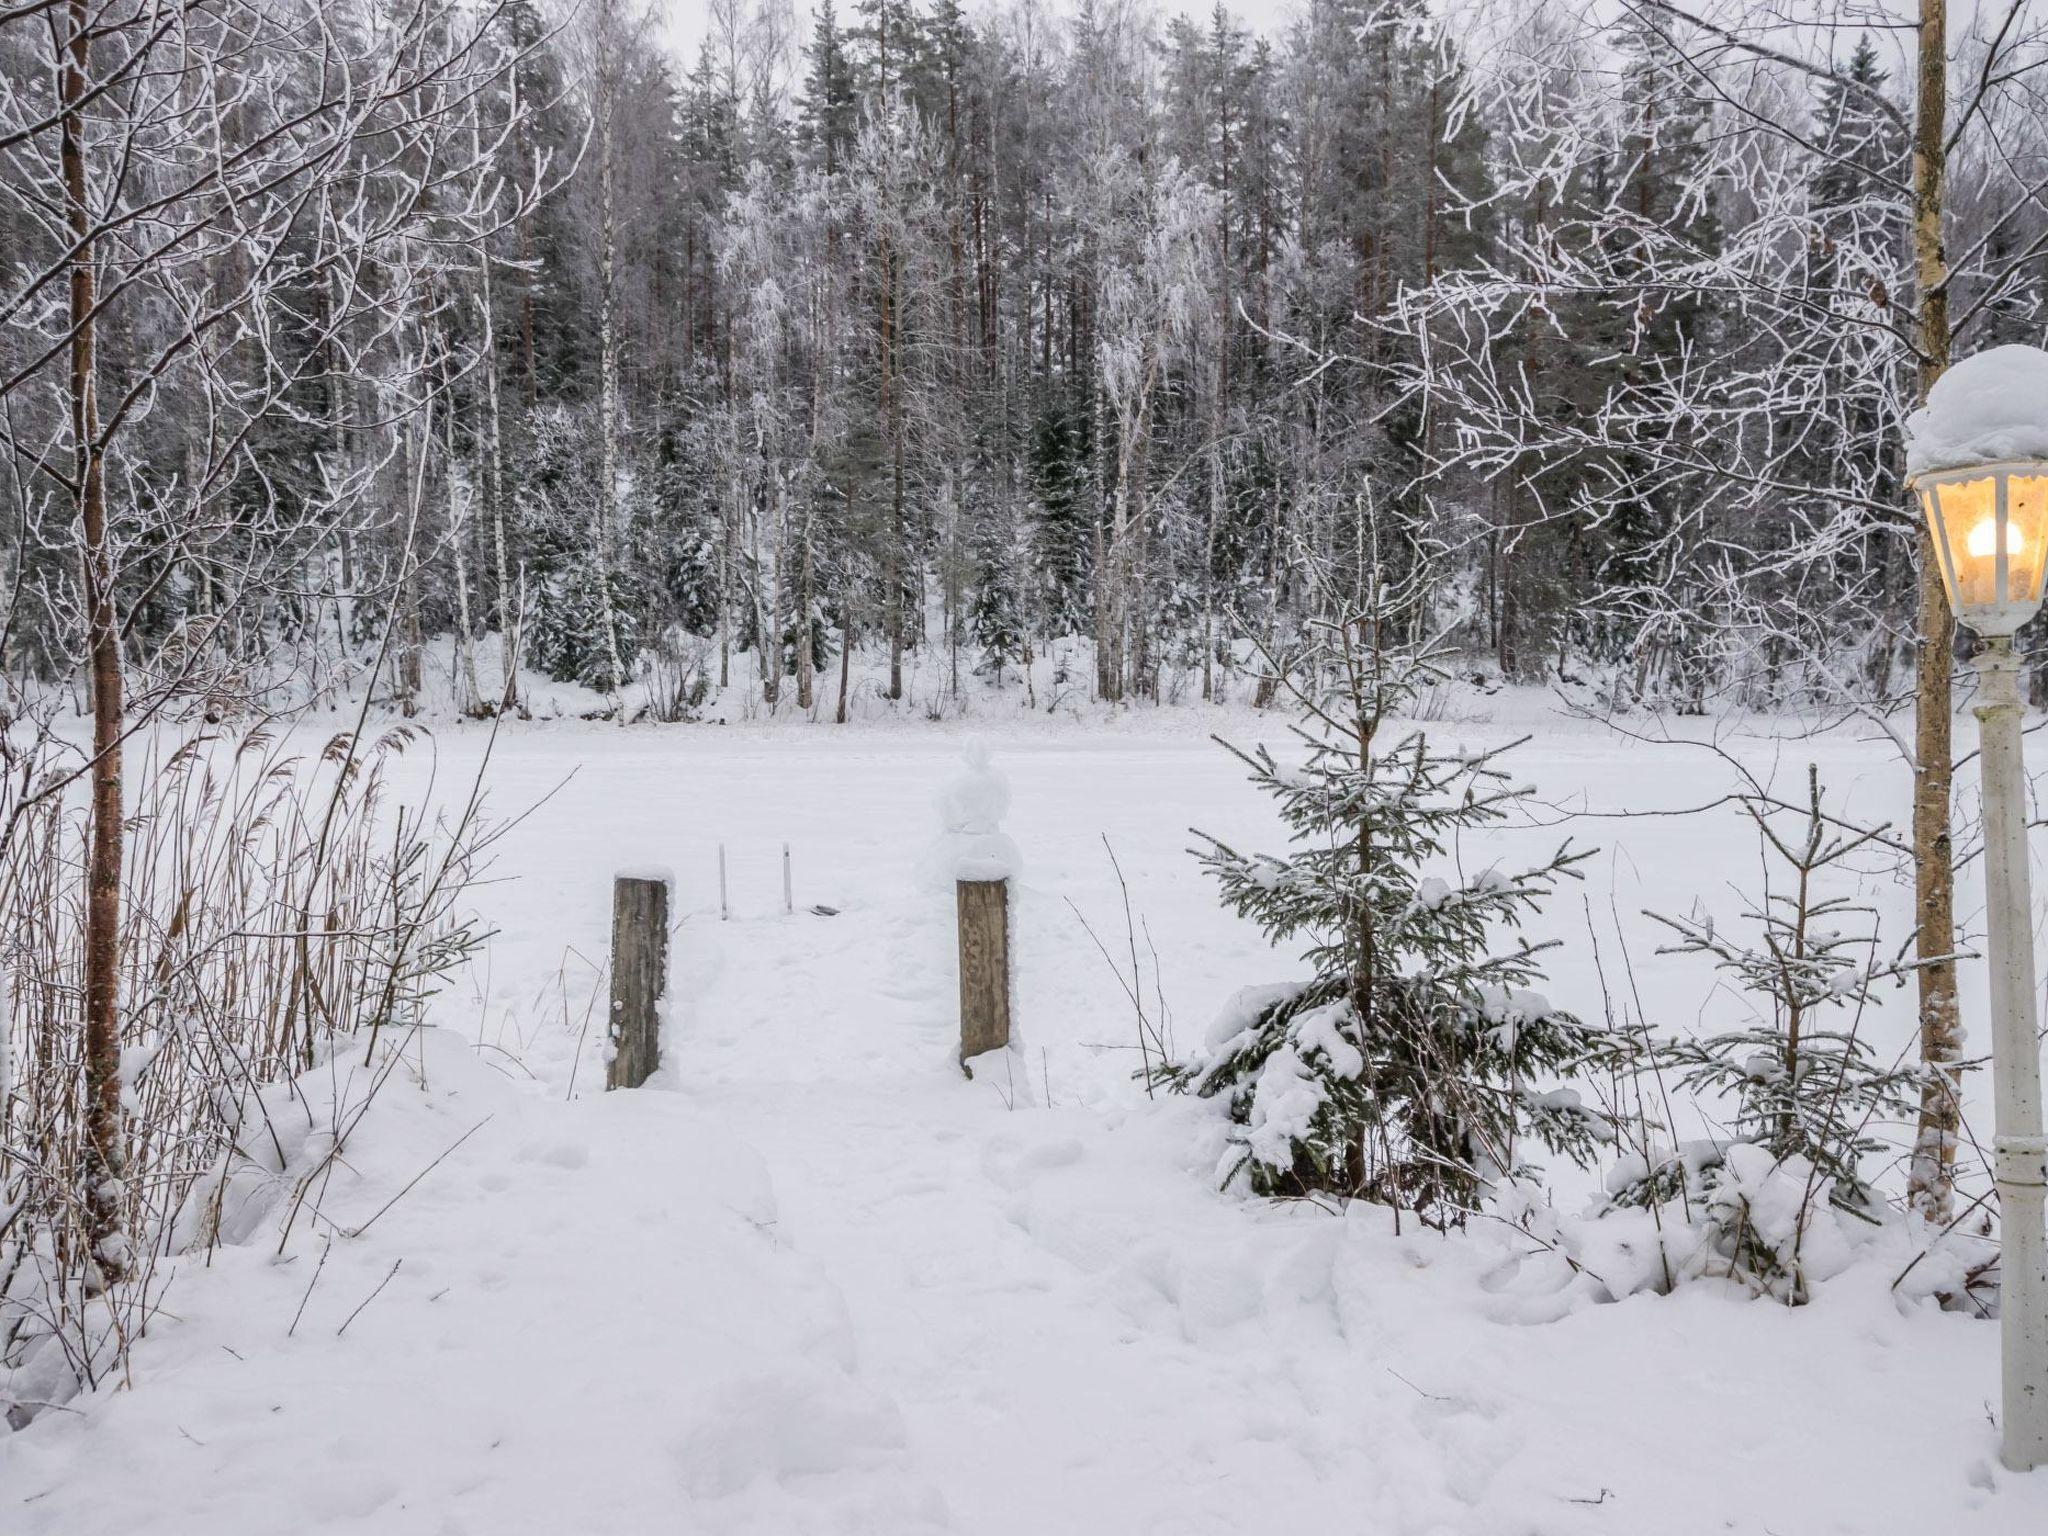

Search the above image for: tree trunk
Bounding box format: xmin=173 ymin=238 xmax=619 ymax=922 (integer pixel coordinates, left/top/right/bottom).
xmin=1908 ymin=0 xmax=1961 ymax=1222
xmin=1093 ymin=511 xmax=1116 ymax=702
xmin=836 ymin=615 xmax=852 ymax=725
xmin=879 ymin=201 xmax=905 ymax=703
xmin=594 ymin=0 xmax=627 ymax=716
xmin=476 ymin=95 xmax=517 ymax=714
xmin=396 ymin=429 xmax=424 ymax=715
xmin=718 ymin=481 xmax=732 ymax=690
xmin=64 ymin=0 xmax=125 ymax=1283
xmin=443 ymin=345 xmax=483 ymax=716
xmin=760 ymin=478 xmax=782 ymax=708
xmin=795 ymin=524 xmax=815 ymax=712
xmin=1129 ymin=424 xmax=1152 ymax=700
xmin=888 ymin=441 xmax=906 ymax=701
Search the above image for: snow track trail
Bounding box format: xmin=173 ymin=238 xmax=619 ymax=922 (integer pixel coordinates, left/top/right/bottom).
xmin=6 ymin=722 xmax=2047 ymax=1533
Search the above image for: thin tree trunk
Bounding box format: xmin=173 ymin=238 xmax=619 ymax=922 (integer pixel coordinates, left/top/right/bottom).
xmin=1130 ymin=423 xmax=1152 ymax=700
xmin=1093 ymin=511 xmax=1114 ymax=701
xmin=64 ymin=0 xmax=125 ymax=1281
xmin=718 ymin=473 xmax=732 ymax=690
xmin=516 ymin=69 xmax=538 ymax=408
xmin=1909 ymin=0 xmax=1961 ymax=1222
xmin=442 ymin=343 xmax=482 ymax=716
xmin=945 ymin=469 xmax=960 ymax=699
xmin=882 ymin=244 xmax=905 ymax=704
xmin=397 ymin=430 xmax=424 ymax=716
xmin=760 ymin=475 xmax=782 ymax=708
xmin=323 ymin=262 xmax=352 ymax=702
xmin=888 ymin=441 xmax=906 ymax=700
xmin=795 ymin=520 xmax=814 ymax=712
xmin=594 ymin=0 xmax=627 ymax=717
xmin=476 ymin=91 xmax=517 ymax=714
xmin=836 ymin=616 xmax=852 ymax=725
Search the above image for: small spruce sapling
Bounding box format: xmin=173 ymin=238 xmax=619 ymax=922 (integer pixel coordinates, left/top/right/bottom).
xmin=1607 ymin=766 xmax=1926 ymax=1301
xmin=1163 ymin=596 xmax=1613 ymax=1224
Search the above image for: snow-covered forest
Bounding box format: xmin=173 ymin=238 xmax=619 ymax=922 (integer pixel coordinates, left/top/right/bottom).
xmin=9 ymin=0 xmax=2047 ymax=719
xmin=9 ymin=0 xmax=2048 ymax=1531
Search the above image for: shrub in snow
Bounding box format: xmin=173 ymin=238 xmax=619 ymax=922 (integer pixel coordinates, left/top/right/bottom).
xmin=1602 ymin=768 xmax=1927 ymax=1303
xmin=1161 ymin=609 xmax=1615 ymax=1224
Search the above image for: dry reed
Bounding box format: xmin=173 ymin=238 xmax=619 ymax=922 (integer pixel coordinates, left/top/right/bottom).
xmin=0 ymin=718 xmax=492 ymax=1424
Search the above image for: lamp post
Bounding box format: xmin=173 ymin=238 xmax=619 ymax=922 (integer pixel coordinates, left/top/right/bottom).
xmin=1907 ymin=345 xmax=2048 ymax=1473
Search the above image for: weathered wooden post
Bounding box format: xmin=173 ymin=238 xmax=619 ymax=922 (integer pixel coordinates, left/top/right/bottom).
xmin=606 ymin=874 xmax=668 ymax=1090
xmin=956 ymin=877 xmax=1011 ymax=1069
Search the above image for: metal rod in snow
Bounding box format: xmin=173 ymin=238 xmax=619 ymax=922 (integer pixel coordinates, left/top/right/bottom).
xmin=783 ymin=843 xmax=792 ymax=915
xmin=718 ymin=844 xmax=729 ymax=922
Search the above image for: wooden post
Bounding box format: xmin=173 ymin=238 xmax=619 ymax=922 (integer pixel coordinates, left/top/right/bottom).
xmin=956 ymin=878 xmax=1011 ymax=1070
xmin=606 ymin=875 xmax=668 ymax=1090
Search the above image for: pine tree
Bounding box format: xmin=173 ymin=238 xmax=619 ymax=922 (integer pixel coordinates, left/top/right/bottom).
xmin=846 ymin=0 xmax=929 ymax=112
xmin=969 ymin=491 xmax=1027 ymax=683
xmin=1812 ymin=36 xmax=1906 ymax=222
xmin=1606 ymin=767 xmax=1927 ymax=1301
xmin=797 ymin=1 xmax=859 ymax=174
xmin=1030 ymin=402 xmax=1093 ymax=636
xmin=1165 ymin=575 xmax=1613 ymax=1222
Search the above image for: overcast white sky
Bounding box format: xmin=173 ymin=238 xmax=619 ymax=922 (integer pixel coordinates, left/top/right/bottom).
xmin=657 ymin=0 xmax=1999 ymax=95
xmin=661 ymin=0 xmax=1306 ymax=74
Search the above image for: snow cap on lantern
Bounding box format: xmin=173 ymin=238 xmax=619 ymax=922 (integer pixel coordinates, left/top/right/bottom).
xmin=1905 ymin=344 xmax=2048 ymax=636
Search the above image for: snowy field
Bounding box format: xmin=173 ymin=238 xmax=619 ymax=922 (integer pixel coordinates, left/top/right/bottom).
xmin=6 ymin=695 xmax=2047 ymax=1534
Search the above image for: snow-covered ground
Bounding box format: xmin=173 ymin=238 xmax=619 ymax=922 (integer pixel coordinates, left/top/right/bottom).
xmin=6 ymin=694 xmax=2046 ymax=1533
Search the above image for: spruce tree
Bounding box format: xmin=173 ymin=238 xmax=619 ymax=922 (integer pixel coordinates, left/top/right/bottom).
xmin=969 ymin=493 xmax=1027 ymax=683
xmin=1030 ymin=403 xmax=1093 ymax=635
xmin=797 ymin=1 xmax=859 ymax=174
xmin=1166 ymin=579 xmax=1613 ymax=1222
xmin=1606 ymin=767 xmax=1927 ymax=1300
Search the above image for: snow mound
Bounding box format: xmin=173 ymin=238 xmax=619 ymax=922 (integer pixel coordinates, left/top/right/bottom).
xmin=1905 ymin=344 xmax=2048 ymax=477
xmin=920 ymin=740 xmax=1022 ymax=888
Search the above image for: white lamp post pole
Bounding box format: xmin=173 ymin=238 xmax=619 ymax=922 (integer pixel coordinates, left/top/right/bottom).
xmin=1906 ymin=345 xmax=2048 ymax=1472
xmin=1975 ymin=635 xmax=2048 ymax=1471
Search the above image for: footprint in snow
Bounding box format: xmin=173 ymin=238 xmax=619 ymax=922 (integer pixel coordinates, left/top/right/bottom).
xmin=669 ymin=1367 xmax=909 ymax=1498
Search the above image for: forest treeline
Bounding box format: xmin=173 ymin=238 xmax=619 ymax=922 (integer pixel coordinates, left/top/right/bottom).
xmin=6 ymin=0 xmax=2048 ymax=721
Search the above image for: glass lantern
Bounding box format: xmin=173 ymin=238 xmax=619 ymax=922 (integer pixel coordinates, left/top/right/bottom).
xmin=1914 ymin=461 xmax=2048 ymax=636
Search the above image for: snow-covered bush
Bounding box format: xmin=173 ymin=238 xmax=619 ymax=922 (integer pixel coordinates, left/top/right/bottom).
xmin=1600 ymin=768 xmax=1927 ymax=1303
xmin=1161 ymin=607 xmax=1616 ymax=1223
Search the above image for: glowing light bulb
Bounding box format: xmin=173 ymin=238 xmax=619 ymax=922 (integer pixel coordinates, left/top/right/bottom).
xmin=1967 ymin=517 xmax=2025 ymax=559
